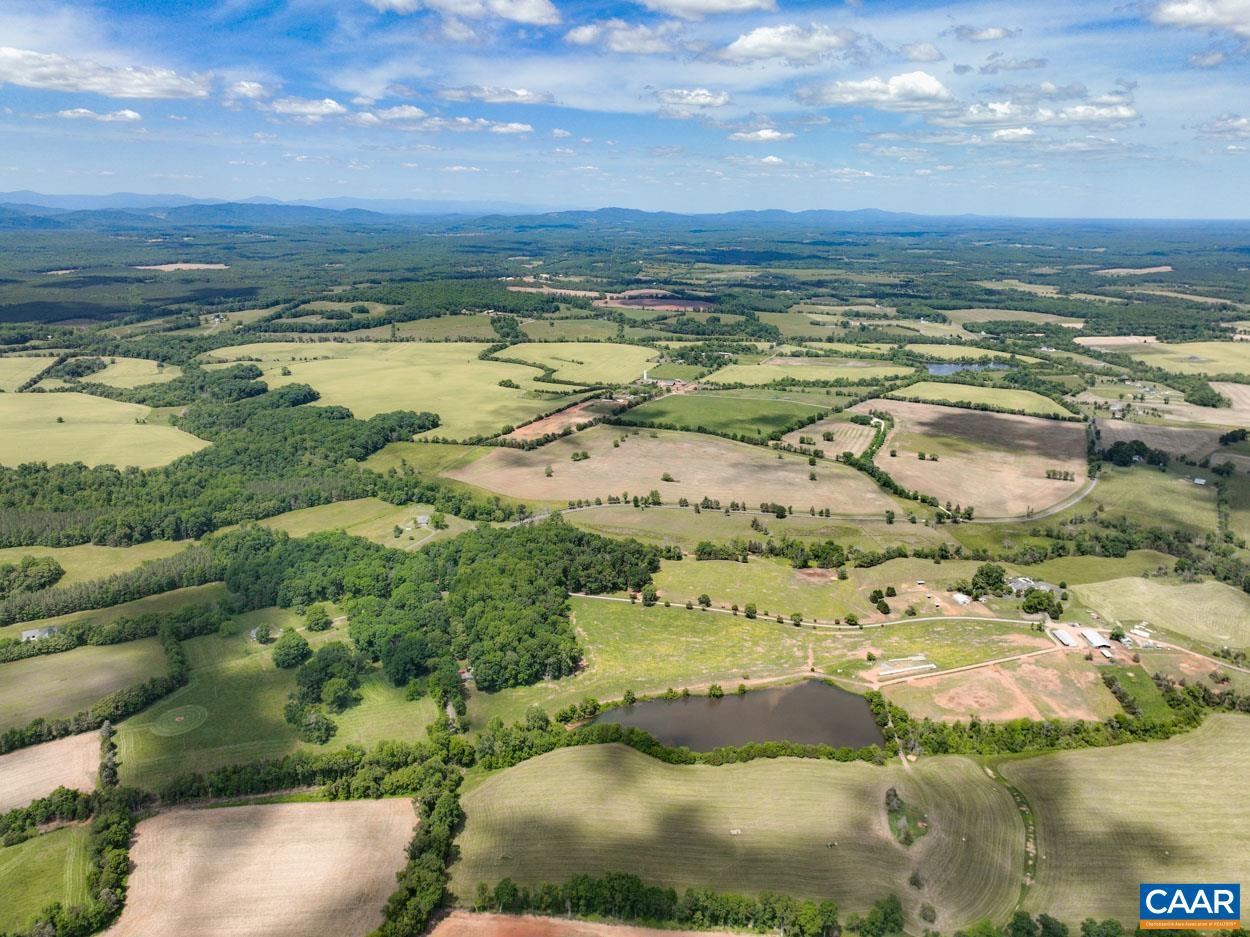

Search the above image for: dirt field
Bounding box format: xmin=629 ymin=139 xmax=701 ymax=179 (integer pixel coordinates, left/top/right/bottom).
xmin=449 ymin=425 xmax=895 ymax=513
xmin=1093 ymin=265 xmax=1173 ymax=276
xmin=1093 ymin=420 xmax=1223 ymax=459
xmin=850 ymin=399 xmax=1087 ymax=517
xmin=884 ymin=651 xmax=1120 ymax=722
xmin=781 ymin=417 xmax=875 ymax=456
xmin=432 ymin=912 xmax=737 ymax=937
xmin=134 ymin=263 xmax=229 ymax=271
xmin=106 ymin=800 xmax=415 ymax=937
xmin=0 ymin=733 xmax=99 ymax=812
xmin=1073 ymin=335 xmax=1157 ymax=347
xmin=505 ymin=399 xmax=619 ymax=440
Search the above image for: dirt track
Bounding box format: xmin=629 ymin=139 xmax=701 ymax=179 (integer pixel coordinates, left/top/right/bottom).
xmin=0 ymin=733 xmax=98 ymax=812
xmin=106 ymin=800 xmax=414 ymax=937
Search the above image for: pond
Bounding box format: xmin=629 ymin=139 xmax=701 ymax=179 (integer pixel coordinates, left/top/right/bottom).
xmin=591 ymin=680 xmax=884 ymax=751
xmin=924 ymin=362 xmax=1011 ymax=375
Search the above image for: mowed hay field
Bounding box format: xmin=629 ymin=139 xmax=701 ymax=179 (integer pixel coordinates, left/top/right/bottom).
xmin=0 ymin=540 xmax=189 ymax=588
xmin=449 ymin=425 xmax=895 ymax=513
xmin=0 ymin=582 xmax=228 ymax=644
xmin=1073 ymin=577 xmax=1250 ymax=648
xmin=1050 ymin=464 xmax=1218 ymax=535
xmin=1004 ymin=715 xmax=1250 ymax=925
xmin=0 ymin=355 xmax=55 ymax=391
xmin=450 ymin=744 xmax=1023 ymax=931
xmin=0 ymin=732 xmax=99 ymax=812
xmin=0 ymin=638 xmax=167 ymax=733
xmin=623 ymin=391 xmax=830 ymax=439
xmin=505 ymin=342 xmax=659 ymax=384
xmin=89 ymin=356 xmax=181 ymax=388
xmin=467 ymin=597 xmax=812 ymax=726
xmin=0 ymin=824 xmax=91 ymax=934
xmin=248 ymin=496 xmax=474 ymax=550
xmin=781 ymin=414 xmax=876 ymax=455
xmin=853 ymin=399 xmax=1087 ymax=517
xmin=0 ymin=393 xmax=208 ymax=469
xmin=203 ymin=342 xmax=586 ymax=438
xmin=108 ymin=800 xmax=415 ymax=937
xmin=886 ymin=382 xmax=1073 ymax=418
xmin=1117 ymin=340 xmax=1250 ymax=376
xmin=706 ymin=357 xmax=914 ymax=385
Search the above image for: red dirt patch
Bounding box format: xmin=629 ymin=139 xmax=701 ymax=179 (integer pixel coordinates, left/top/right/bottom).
xmin=506 ymin=399 xmax=618 ymax=441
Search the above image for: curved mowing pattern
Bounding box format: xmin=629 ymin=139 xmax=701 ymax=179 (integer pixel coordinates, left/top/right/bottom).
xmin=450 ymin=744 xmax=1023 ymax=931
xmin=1002 ymin=714 xmax=1250 ymax=926
xmin=150 ymin=704 xmax=209 ymax=736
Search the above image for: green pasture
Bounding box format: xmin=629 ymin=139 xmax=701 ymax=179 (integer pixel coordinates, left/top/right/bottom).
xmin=504 ymin=342 xmax=659 ymax=384
xmin=0 ymin=582 xmax=228 ymax=645
xmin=0 ymin=540 xmax=190 ymax=588
xmin=0 ymin=355 xmax=55 ymax=391
xmin=706 ymin=359 xmax=915 ymax=385
xmin=620 ymin=391 xmax=827 ymax=438
xmin=1073 ymin=577 xmax=1250 ymax=649
xmin=91 ymin=356 xmax=181 ymax=388
xmin=0 ymin=825 xmax=91 ymax=933
xmin=886 ymin=382 xmax=1071 ymax=417
xmin=521 ymin=319 xmax=621 ymax=342
xmin=247 ymin=496 xmax=474 ymax=549
xmin=1121 ymin=341 xmax=1250 ymax=376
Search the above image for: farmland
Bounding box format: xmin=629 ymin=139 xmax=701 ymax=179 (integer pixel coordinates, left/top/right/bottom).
xmin=620 ymin=391 xmax=830 ymax=438
xmin=204 ymin=342 xmax=588 ymax=438
xmin=1115 ymin=340 xmax=1250 ymax=376
xmin=0 ymin=582 xmax=228 ymax=643
xmin=449 ymin=425 xmax=897 ymax=513
xmin=504 ymin=342 xmax=659 ymax=384
xmin=0 ymin=732 xmax=99 ymax=812
xmin=885 ymin=382 xmax=1073 ymax=418
xmin=0 ymin=539 xmax=189 ymax=587
xmin=0 ymin=393 xmax=208 ymax=468
xmin=109 ymin=800 xmax=415 ymax=937
xmin=1073 ymin=577 xmax=1250 ymax=648
xmin=0 ymin=355 xmax=55 ymax=391
xmin=89 ymin=356 xmax=181 ymax=387
xmin=706 ymin=357 xmax=914 ymax=385
xmin=0 ymin=638 xmax=167 ymax=733
xmin=450 ymin=744 xmax=1023 ymax=931
xmin=0 ymin=824 xmax=91 ymax=934
xmin=1004 ymin=715 xmax=1250 ymax=924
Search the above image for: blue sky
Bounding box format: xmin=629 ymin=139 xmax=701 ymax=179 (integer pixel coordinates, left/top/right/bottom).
xmin=0 ymin=0 xmax=1247 ymax=216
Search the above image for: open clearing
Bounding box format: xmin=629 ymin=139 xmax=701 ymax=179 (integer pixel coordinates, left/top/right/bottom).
xmin=706 ymin=357 xmax=914 ymax=385
xmin=203 ymin=342 xmax=587 ymax=439
xmin=1073 ymin=577 xmax=1250 ymax=649
xmin=0 ymin=393 xmax=208 ymax=469
xmin=853 ymin=399 xmax=1087 ymax=517
xmin=885 ymin=382 xmax=1073 ymax=417
xmin=1093 ymin=265 xmax=1173 ymax=276
xmin=781 ymin=414 xmax=875 ymax=455
xmin=90 ymin=356 xmax=181 ymax=387
xmin=883 ymin=652 xmax=1120 ymax=722
xmin=1093 ymin=419 xmax=1222 ymax=460
xmin=1049 ymin=464 xmax=1217 ymax=535
xmin=0 ymin=732 xmax=99 ymax=812
xmin=622 ymin=392 xmax=830 ymax=439
xmin=0 ymin=355 xmax=55 ymax=391
xmin=432 ymin=911 xmax=739 ymax=937
xmin=0 ymin=638 xmax=167 ymax=733
xmin=1113 ymin=341 xmax=1250 ymax=376
xmin=450 ymin=744 xmax=1022 ymax=931
xmin=0 ymin=824 xmax=91 ymax=933
xmin=0 ymin=539 xmax=189 ymax=587
xmin=505 ymin=343 xmax=659 ymax=384
xmin=247 ymin=496 xmax=474 ymax=549
xmin=1004 ymin=714 xmax=1250 ymax=924
xmin=134 ymin=262 xmax=229 ymax=271
xmin=107 ymin=800 xmax=415 ymax=937
xmin=449 ymin=425 xmax=895 ymax=513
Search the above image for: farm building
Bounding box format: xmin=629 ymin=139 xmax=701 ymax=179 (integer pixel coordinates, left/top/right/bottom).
xmin=1052 ymin=628 xmax=1077 ymax=648
xmin=1008 ymin=576 xmax=1060 ymax=596
xmin=20 ymin=626 xmax=58 ymax=642
xmin=1080 ymin=628 xmax=1112 ymax=649
xmin=951 ymin=592 xmax=972 ymax=606
xmin=1099 ymin=647 xmax=1115 ymax=660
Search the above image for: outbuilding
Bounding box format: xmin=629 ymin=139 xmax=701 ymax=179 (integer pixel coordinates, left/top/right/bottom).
xmin=1052 ymin=628 xmax=1077 ymax=648
xmin=1080 ymin=628 xmax=1112 ymax=649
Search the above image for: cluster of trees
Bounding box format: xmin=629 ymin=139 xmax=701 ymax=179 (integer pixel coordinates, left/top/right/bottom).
xmin=69 ymin=362 xmax=267 ymax=408
xmin=283 ymin=642 xmax=365 ymax=742
xmin=952 ymin=563 xmax=1008 ymax=598
xmin=0 ymin=554 xmax=63 ymax=600
xmin=477 ymin=873 xmax=841 ymax=937
xmin=0 ymin=545 xmax=219 ymax=626
xmin=1103 ymin=439 xmax=1169 ymax=467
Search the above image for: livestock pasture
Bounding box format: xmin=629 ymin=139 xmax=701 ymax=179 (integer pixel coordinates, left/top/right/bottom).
xmin=449 ymin=425 xmax=896 ymax=513
xmin=780 ymin=412 xmax=876 ymax=455
xmin=450 ymin=744 xmax=1023 ymax=931
xmin=0 ymin=355 xmax=55 ymax=391
xmin=504 ymin=342 xmax=659 ymax=384
xmin=885 ymin=382 xmax=1073 ymax=418
xmin=203 ymin=342 xmax=588 ymax=438
xmin=249 ymin=496 xmax=474 ymax=549
xmin=621 ymin=391 xmax=829 ymax=438
xmin=1115 ymin=341 xmax=1250 ymax=376
xmin=705 ymin=357 xmax=914 ymax=385
xmin=521 ymin=318 xmax=622 ymax=341
xmin=1004 ymin=714 xmax=1250 ymax=925
xmin=0 ymin=732 xmax=99 ymax=812
xmin=1073 ymin=577 xmax=1250 ymax=649
xmin=0 ymin=638 xmax=167 ymax=733
xmin=0 ymin=825 xmax=91 ymax=934
xmin=0 ymin=393 xmax=208 ymax=468
xmin=853 ymin=399 xmax=1087 ymax=517
xmin=108 ymin=800 xmax=415 ymax=937
xmin=1052 ymin=464 xmax=1218 ymax=534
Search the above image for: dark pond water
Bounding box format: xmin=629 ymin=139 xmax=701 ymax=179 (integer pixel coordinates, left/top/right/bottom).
xmin=925 ymin=362 xmax=1011 ymax=375
xmin=592 ymin=680 xmax=884 ymax=751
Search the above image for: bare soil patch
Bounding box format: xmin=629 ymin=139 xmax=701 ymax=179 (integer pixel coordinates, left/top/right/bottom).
xmin=850 ymin=399 xmax=1087 ymax=517
xmin=432 ymin=911 xmax=738 ymax=937
xmin=106 ymin=800 xmax=414 ymax=937
xmin=1093 ymin=266 xmax=1173 ymax=276
xmin=450 ymin=425 xmax=893 ymax=513
xmin=505 ymin=399 xmax=619 ymax=441
xmin=134 ymin=263 xmax=230 ymax=271
xmin=0 ymin=733 xmax=98 ymax=812
xmin=1074 ymin=335 xmax=1157 ymax=347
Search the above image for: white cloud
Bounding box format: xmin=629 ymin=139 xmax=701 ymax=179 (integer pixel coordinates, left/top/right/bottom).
xmin=937 ymin=99 xmax=1139 ymax=128
xmin=376 ymin=104 xmax=429 ymax=119
xmin=440 ymin=85 xmax=553 ymax=104
xmin=367 ymin=0 xmax=560 ymax=25
xmin=979 ymin=54 xmax=1047 ymax=74
xmin=442 ymin=164 xmax=482 ymax=172
xmin=991 ymin=126 xmax=1035 ymax=140
xmin=635 ymin=0 xmax=774 ymax=20
xmin=796 ymin=71 xmax=954 ymax=112
xmin=269 ymin=97 xmax=348 ymax=121
xmin=900 ymin=42 xmax=943 ymax=62
xmin=729 ymin=127 xmax=794 ymax=141
xmin=552 ymin=127 xmax=571 ymax=137
xmin=656 ymin=87 xmax=730 ymax=107
xmin=1189 ymin=49 xmax=1227 ymax=66
xmin=1199 ymin=113 xmax=1250 ymax=136
xmin=489 ymin=121 xmax=534 ymax=133
xmin=726 ymin=154 xmax=785 ymax=165
xmin=721 ymin=23 xmax=857 ymax=64
xmin=1150 ymin=0 xmax=1250 ymax=38
xmin=0 ymin=46 xmax=209 ymax=98
xmin=55 ymin=107 xmax=142 ymax=122
xmin=950 ymin=25 xmax=1019 ymax=42
xmin=566 ymin=19 xmax=682 ymax=53
xmin=227 ymin=80 xmax=269 ymax=101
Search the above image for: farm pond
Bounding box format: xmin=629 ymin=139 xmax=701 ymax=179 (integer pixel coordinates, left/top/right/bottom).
xmin=591 ymin=680 xmax=884 ymax=751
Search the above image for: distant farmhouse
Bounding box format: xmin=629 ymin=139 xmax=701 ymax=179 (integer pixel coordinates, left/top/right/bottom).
xmin=21 ymin=625 xmax=59 ymax=643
